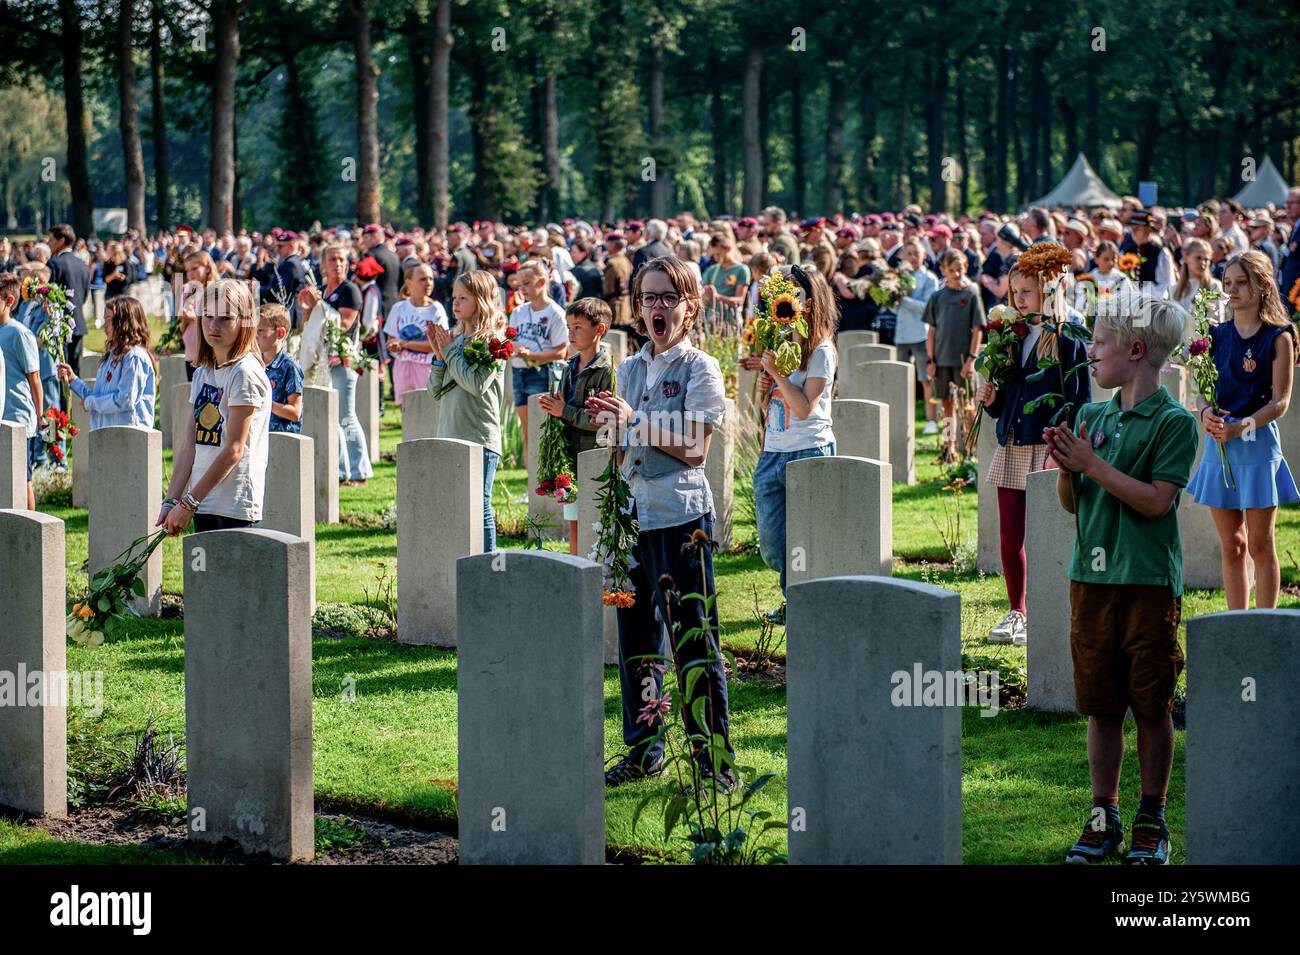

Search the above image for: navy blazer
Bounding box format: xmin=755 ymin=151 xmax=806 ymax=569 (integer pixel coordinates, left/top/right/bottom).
xmin=983 ymin=328 xmax=1092 ymax=446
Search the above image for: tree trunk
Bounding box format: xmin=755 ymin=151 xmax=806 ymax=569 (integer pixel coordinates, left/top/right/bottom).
xmin=792 ymin=72 xmax=806 ymax=214
xmin=58 ymin=0 xmax=93 ymax=237
xmin=742 ymin=42 xmax=763 ymax=214
xmin=408 ymin=8 xmax=432 ymax=225
xmin=1135 ymin=99 xmax=1159 ymax=187
xmin=208 ymin=0 xmax=238 ymax=232
xmin=469 ymin=58 xmax=487 ymax=220
xmin=992 ymin=44 xmax=1009 ymax=212
xmin=542 ymin=71 xmax=561 ymax=221
xmin=149 ymin=0 xmax=168 ymax=230
xmin=711 ymin=86 xmax=726 ymax=215
xmin=117 ymin=0 xmax=146 ymax=234
xmin=351 ymin=0 xmax=381 ymax=224
xmin=824 ymin=68 xmax=848 ymax=213
xmin=926 ymin=54 xmax=949 ymax=212
xmin=430 ymin=0 xmax=452 ymax=228
xmin=1084 ymin=68 xmax=1099 ymax=172
xmin=956 ymin=79 xmax=969 ymax=213
xmin=859 ymin=67 xmax=876 ymax=209
xmin=892 ymin=64 xmax=910 ymax=208
xmin=1037 ymin=71 xmax=1053 ymax=196
xmin=1057 ymin=95 xmax=1078 ymax=170
xmin=647 ymin=41 xmax=667 ymax=219
xmin=231 ymin=119 xmax=242 ymax=232
xmin=1010 ymin=63 xmax=1026 ymax=205
xmin=1025 ymin=59 xmax=1040 ymax=204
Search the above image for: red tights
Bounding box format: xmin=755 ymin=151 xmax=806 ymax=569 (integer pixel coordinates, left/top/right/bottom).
xmin=997 ymin=486 xmax=1027 ymax=614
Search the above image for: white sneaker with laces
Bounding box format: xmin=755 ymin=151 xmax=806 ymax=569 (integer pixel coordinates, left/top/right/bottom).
xmin=923 ymin=420 xmax=939 ymax=435
xmin=1010 ymin=612 xmax=1028 ymax=647
xmin=986 ymin=610 xmax=1025 ymax=645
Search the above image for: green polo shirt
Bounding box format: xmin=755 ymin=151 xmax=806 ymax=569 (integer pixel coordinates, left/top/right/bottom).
xmin=1070 ymin=386 xmax=1200 ymax=595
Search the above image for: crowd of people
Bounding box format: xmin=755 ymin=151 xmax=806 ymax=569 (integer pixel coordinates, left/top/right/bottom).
xmin=1 ymin=184 xmax=1296 ymax=865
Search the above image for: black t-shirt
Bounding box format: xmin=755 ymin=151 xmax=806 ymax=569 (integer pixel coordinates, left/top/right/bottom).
xmin=325 ymin=281 xmax=363 ymax=341
xmin=838 ymin=263 xmax=879 ymax=332
xmin=979 ymin=247 xmax=1003 ymax=310
xmin=104 ymin=259 xmax=130 ymax=297
xmin=368 ymin=244 xmax=402 ymax=318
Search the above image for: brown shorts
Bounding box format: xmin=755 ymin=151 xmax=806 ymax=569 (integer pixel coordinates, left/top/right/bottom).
xmin=932 ymin=364 xmax=964 ymax=400
xmin=1069 ymin=581 xmax=1184 ymax=719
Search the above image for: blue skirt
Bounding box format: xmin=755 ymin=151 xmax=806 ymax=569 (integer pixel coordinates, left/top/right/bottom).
xmin=1188 ymin=418 xmax=1300 ymax=509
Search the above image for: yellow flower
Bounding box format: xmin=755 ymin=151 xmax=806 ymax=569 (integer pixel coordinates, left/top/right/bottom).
xmin=1117 ymin=252 xmax=1141 ymax=272
xmin=741 ymin=326 xmax=756 ymax=346
xmin=771 ymin=293 xmax=801 ymax=325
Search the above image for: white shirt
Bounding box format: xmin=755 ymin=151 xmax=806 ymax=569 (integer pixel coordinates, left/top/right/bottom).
xmin=618 ymin=340 xmax=725 ymax=532
xmin=188 ymin=352 xmax=272 ymax=522
xmin=509 ymin=300 xmax=568 ymax=368
xmin=384 ymin=299 xmax=448 ymax=365
xmin=763 ymin=341 xmax=837 ymax=453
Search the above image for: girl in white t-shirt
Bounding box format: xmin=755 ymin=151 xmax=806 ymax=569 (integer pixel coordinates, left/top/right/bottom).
xmin=508 ymin=258 xmax=569 ymax=459
xmin=159 ymin=279 xmax=272 ymax=533
xmin=384 ymin=263 xmax=449 ymax=405
xmin=739 ymin=265 xmax=838 ymax=622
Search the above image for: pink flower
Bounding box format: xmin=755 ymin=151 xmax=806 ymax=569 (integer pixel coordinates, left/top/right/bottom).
xmin=1189 ymin=338 xmax=1210 ymax=357
xmin=635 ymin=692 xmax=672 ymax=726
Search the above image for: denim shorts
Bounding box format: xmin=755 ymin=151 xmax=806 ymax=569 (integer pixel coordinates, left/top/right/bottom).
xmin=512 ymin=365 xmax=553 ymax=407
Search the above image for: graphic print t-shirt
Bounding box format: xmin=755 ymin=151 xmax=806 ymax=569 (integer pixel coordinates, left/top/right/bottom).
xmin=384 ymin=299 xmax=448 ymax=366
xmin=189 ymin=352 xmax=272 ymax=521
xmin=763 ymin=341 xmax=837 ymax=453
xmin=508 ymin=300 xmax=568 ymax=368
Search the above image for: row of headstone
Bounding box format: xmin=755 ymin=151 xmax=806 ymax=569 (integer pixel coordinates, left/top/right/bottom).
xmin=156 ymin=355 xmax=188 ymax=450
xmin=831 ymin=399 xmax=889 ymax=463
xmin=836 ymin=359 xmax=915 ymax=484
xmin=302 ymin=385 xmax=339 ymax=524
xmin=1 ymin=421 xmax=24 ymax=510
xmin=0 ymin=513 xmax=1294 ymax=862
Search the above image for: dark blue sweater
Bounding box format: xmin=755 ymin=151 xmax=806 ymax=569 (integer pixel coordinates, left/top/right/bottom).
xmin=983 ymin=330 xmax=1092 ymax=446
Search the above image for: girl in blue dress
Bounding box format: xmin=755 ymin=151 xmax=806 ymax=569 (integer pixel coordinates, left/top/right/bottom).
xmin=1188 ymin=250 xmax=1298 ymax=609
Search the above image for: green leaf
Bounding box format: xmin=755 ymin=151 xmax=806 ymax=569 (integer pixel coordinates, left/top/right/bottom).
xmin=1058 ymin=322 xmax=1093 ymax=343
xmin=664 ymin=795 xmax=687 ymax=842
xmin=97 ymin=595 xmax=112 ymax=613
xmin=683 ymin=665 xmax=706 ymax=702
xmin=630 ymin=792 xmax=658 ymax=837
xmin=131 ymin=577 xmax=145 ymax=597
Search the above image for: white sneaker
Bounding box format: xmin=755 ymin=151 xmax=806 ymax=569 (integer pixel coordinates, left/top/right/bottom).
xmin=1010 ymin=613 xmax=1027 ymax=647
xmin=986 ymin=610 xmax=1025 ymax=645
xmin=923 ymin=420 xmax=939 ymax=435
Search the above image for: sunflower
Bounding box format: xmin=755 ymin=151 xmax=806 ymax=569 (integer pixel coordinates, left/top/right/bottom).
xmin=1117 ymin=252 xmax=1141 ymax=272
xmin=770 ymin=292 xmax=802 ymax=325
xmin=741 ymin=325 xmax=756 ymax=345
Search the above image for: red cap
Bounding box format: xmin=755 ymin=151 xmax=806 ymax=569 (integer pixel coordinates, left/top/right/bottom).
xmin=354 ymin=255 xmax=385 ymax=279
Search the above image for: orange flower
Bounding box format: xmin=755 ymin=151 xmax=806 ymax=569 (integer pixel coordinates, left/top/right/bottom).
xmin=1018 ymin=243 xmax=1072 ymax=280
xmin=1117 ymin=252 xmax=1141 ymax=272
xmin=603 ymin=589 xmax=636 ymax=608
xmin=741 ymin=325 xmax=756 ymax=346
xmin=72 ymin=602 xmax=94 ymax=619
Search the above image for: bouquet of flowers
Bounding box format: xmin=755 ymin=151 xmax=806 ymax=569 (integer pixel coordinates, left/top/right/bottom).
xmin=430 ymin=327 xmax=517 ymax=399
xmin=23 ymin=277 xmax=79 ymax=433
xmin=1179 ymin=287 xmax=1234 ymax=489
xmin=156 ymin=318 xmax=185 ymax=356
xmin=867 ymin=266 xmax=916 ymax=311
xmin=535 ymin=412 xmax=577 ymax=505
xmin=324 ymin=312 xmax=374 ymax=374
xmin=964 ymin=304 xmax=1030 ymax=456
xmin=67 ymin=530 xmax=167 ymax=647
xmin=39 ymin=407 xmax=78 ymax=465
xmin=588 ymin=366 xmax=639 ymax=608
xmin=749 ymin=270 xmax=809 ymax=377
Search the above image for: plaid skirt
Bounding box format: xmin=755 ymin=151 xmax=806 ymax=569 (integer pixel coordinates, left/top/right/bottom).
xmin=985 ymin=441 xmax=1053 ymax=491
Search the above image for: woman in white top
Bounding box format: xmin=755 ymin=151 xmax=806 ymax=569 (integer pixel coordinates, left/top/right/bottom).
xmin=159 ymin=279 xmax=271 ymax=534
xmin=384 ymin=263 xmax=449 ymax=406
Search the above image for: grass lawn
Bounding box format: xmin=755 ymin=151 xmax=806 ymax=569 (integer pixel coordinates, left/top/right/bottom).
xmin=7 ymin=394 xmax=1298 ymax=865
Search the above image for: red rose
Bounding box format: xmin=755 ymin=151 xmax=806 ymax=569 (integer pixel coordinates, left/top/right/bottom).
xmin=68 ymin=425 xmax=78 ymax=437
xmin=505 ymin=326 xmax=518 ymax=340
xmin=1189 ymin=337 xmax=1210 ymax=357
xmin=51 ymin=445 xmax=65 ymax=461
xmin=988 ymin=319 xmax=1003 ymax=331
xmin=1012 ymin=321 xmax=1029 ymax=337
xmin=555 ymin=474 xmax=571 ymax=488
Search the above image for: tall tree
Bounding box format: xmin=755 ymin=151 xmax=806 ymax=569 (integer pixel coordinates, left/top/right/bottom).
xmin=430 ymin=0 xmax=452 ymax=228
xmin=350 ymin=0 xmax=381 ymax=223
xmin=148 ymin=0 xmax=168 ymax=230
xmin=209 ymin=0 xmax=240 ymax=232
xmin=741 ymin=41 xmax=763 ymax=213
xmin=117 ymin=0 xmax=147 ymax=233
xmin=57 ymin=0 xmax=93 ymax=236
xmin=407 ymin=4 xmax=433 ymax=225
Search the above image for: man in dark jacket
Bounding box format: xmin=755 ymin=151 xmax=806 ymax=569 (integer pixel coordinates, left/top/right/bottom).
xmin=361 ymin=224 xmax=402 ymax=319
xmin=46 ymin=224 xmax=90 ymax=374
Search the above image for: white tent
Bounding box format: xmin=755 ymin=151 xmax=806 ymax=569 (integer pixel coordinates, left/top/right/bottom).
xmin=1027 ymin=153 xmax=1122 ymax=210
xmin=1234 ymin=155 xmax=1291 ymax=208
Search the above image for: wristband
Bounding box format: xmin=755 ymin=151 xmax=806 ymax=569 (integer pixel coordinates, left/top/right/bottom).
xmin=432 ymin=359 xmax=446 ymax=367
xmin=181 ymin=492 xmax=201 ymax=511
xmin=162 ymin=497 xmax=179 ymax=508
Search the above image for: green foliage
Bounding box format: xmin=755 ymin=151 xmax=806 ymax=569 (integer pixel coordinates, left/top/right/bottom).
xmin=315 ymin=815 xmax=369 ymax=854
xmin=312 ymin=601 xmax=396 ymax=640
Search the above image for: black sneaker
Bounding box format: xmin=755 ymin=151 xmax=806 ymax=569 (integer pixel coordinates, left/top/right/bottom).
xmin=1124 ymin=812 xmax=1171 ymax=865
xmin=1065 ymin=810 xmax=1124 ymax=864
xmin=604 ymin=754 xmax=665 ymax=788
xmin=687 ymin=766 xmax=743 ymax=799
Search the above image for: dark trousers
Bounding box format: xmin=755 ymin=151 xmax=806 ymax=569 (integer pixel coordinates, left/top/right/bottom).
xmin=616 ymin=510 xmax=733 ymax=770
xmin=66 ymin=334 xmax=84 ymax=377
xmin=193 ymin=513 xmax=259 ymax=532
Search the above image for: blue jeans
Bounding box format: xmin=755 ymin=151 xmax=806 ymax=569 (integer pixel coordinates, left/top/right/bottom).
xmin=331 ymin=364 xmax=373 ymax=481
xmin=753 ymin=442 xmax=836 ymax=596
xmin=482 ymin=448 xmax=500 ymax=552
xmin=512 ymin=365 xmax=553 ymax=408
